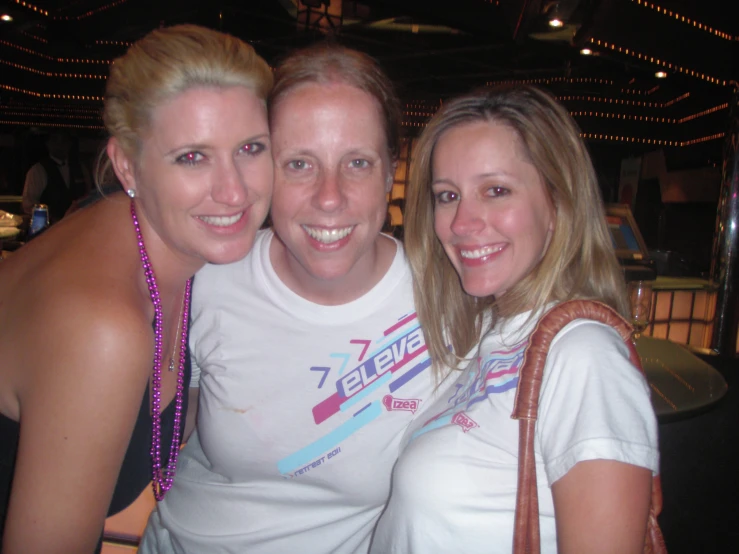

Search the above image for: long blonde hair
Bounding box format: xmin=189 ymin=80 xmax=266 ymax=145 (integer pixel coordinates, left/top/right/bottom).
xmin=97 ymin=24 xmax=273 ymax=188
xmin=404 ymin=85 xmax=628 ymax=376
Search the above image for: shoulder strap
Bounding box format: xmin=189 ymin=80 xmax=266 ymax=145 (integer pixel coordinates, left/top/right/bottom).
xmin=510 ymin=299 xmax=666 ymax=554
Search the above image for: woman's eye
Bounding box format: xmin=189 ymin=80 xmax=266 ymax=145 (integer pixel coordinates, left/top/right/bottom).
xmin=349 ymin=159 xmax=370 ymax=169
xmin=286 ymin=159 xmax=309 ymax=171
xmin=487 ymin=186 xmax=509 ymax=197
xmin=434 ymin=190 xmax=458 ymax=204
xmin=241 ymin=142 xmax=266 ymax=156
xmin=176 ymin=151 xmax=204 ymax=165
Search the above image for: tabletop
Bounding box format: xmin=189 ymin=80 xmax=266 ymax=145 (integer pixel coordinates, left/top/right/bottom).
xmin=636 ymin=336 xmax=728 ymax=423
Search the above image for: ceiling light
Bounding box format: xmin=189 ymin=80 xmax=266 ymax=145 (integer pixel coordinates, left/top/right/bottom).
xmin=655 ymin=71 xmax=668 ymax=78
xmin=1 ymin=14 xmax=13 ymax=22
xmin=580 ymin=48 xmax=592 ymax=55
xmin=547 ymin=2 xmax=564 ymax=27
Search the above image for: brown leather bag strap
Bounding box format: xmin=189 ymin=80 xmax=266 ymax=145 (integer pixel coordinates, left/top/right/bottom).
xmin=510 ymin=299 xmax=667 ymax=554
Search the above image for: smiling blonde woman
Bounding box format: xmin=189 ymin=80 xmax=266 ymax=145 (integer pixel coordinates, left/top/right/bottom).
xmin=372 ymin=85 xmax=659 ymax=554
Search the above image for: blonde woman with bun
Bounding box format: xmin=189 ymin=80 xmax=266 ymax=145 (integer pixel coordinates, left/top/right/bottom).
xmin=0 ymin=24 xmax=273 ymax=553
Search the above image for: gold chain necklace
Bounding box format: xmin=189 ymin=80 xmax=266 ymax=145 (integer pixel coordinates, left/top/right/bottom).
xmin=168 ymin=289 xmax=186 ymax=372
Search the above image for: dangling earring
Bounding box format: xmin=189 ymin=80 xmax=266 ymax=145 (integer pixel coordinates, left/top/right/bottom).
xmin=126 ymin=189 xmax=136 ymax=198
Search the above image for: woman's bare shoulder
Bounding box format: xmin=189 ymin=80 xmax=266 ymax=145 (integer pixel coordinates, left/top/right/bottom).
xmin=42 ymin=275 xmax=150 ymax=349
xmin=16 ymin=272 xmax=152 ymax=387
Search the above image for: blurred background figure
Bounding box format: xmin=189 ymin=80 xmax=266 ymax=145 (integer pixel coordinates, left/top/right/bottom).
xmin=21 ymin=129 xmax=91 ymax=223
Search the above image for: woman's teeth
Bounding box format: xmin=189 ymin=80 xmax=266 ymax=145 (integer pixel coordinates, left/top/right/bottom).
xmin=460 ymin=245 xmax=503 ymax=259
xmin=199 ymin=213 xmax=244 ymax=227
xmin=303 ymin=225 xmax=354 ymax=244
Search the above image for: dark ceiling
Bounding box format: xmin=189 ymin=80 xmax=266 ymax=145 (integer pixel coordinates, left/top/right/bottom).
xmin=0 ymin=0 xmax=736 ymax=172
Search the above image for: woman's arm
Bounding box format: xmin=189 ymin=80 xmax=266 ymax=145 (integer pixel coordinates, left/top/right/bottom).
xmin=552 ymin=459 xmax=652 ymax=554
xmin=541 ymin=321 xmax=659 ymax=554
xmin=2 ymin=297 xmax=152 ymax=554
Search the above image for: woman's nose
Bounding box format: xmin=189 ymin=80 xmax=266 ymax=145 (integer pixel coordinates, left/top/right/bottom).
xmin=313 ymin=169 xmax=345 ymax=212
xmin=212 ymin=160 xmax=248 ymax=205
xmin=450 ymin=198 xmax=485 ymax=236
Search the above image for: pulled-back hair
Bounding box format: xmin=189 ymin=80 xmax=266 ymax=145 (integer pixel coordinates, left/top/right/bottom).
xmin=268 ymin=42 xmax=401 ymax=161
xmin=97 ymin=24 xmax=273 ymax=187
xmin=404 ymin=85 xmax=628 ymax=376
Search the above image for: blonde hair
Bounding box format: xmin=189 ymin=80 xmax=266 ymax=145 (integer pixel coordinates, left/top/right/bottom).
xmin=97 ymin=24 xmax=273 ymax=187
xmin=405 ymin=85 xmax=628 ymax=376
xmin=269 ymin=42 xmax=401 ymax=161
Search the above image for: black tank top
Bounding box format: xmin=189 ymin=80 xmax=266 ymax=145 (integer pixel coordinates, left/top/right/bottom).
xmin=0 ymin=347 xmax=192 ymax=541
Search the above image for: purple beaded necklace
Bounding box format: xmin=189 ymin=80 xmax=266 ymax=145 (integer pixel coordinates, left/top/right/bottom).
xmin=130 ymin=200 xmax=192 ymax=501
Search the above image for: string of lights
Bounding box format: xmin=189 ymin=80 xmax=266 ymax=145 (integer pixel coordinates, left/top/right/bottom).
xmin=399 ymin=120 xmax=726 ymax=145
xmin=0 ymin=38 xmax=55 ymax=60
xmin=589 ymin=38 xmax=728 ymax=86
xmin=677 ymin=103 xmax=729 ymax=124
xmin=9 ymin=1 xmax=47 ymax=17
xmin=405 ymin=103 xmax=439 ymax=109
xmin=0 ymin=119 xmax=104 ymax=130
xmin=571 ymin=111 xmax=676 ymax=123
xmin=558 ymin=94 xmax=689 ymax=108
xmin=0 ymin=58 xmax=106 ymax=79
xmin=404 ymin=111 xmax=435 ymax=118
xmin=94 ymin=40 xmax=132 ymax=47
xmin=10 ymin=0 xmax=129 ymax=21
xmin=20 ymin=30 xmax=47 ymax=43
xmin=0 ymin=83 xmax=103 ymax=101
xmin=0 ymin=110 xmax=101 ymax=120
xmin=629 ymin=0 xmax=733 ymax=41
xmin=581 ymin=132 xmax=725 ymax=147
xmin=484 ymin=78 xmax=660 ymax=96
xmin=0 ymin=102 xmax=101 ymax=112
xmin=664 ymin=93 xmax=691 ymax=107
xmin=486 ymin=76 xmax=615 ymax=87
xmin=620 ymin=85 xmax=661 ymax=95
xmin=682 ymin=132 xmax=725 ymax=146
xmin=60 ymin=0 xmax=128 ymax=20
xmin=403 ymin=105 xmax=726 ymax=126
xmin=0 ymin=39 xmax=110 ymax=64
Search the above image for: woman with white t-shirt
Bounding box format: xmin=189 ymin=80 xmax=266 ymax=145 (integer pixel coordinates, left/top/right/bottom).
xmin=140 ymin=43 xmax=440 ymax=554
xmin=371 ymin=85 xmax=660 ymax=554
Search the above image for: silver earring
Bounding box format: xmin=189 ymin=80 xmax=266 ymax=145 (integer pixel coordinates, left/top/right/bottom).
xmin=126 ymin=189 xmax=136 ymax=198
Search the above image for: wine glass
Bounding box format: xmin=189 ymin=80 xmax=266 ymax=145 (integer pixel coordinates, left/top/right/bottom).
xmin=628 ymin=280 xmax=653 ymax=341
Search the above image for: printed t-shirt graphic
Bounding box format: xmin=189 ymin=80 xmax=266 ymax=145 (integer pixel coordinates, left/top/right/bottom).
xmin=279 ymin=311 xmax=430 ymax=477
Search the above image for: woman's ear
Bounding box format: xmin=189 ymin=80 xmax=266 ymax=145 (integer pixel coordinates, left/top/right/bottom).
xmin=106 ymin=137 xmax=137 ymax=193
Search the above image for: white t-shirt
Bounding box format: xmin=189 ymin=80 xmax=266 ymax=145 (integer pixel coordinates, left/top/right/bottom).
xmin=371 ymin=310 xmax=660 ymax=554
xmin=140 ymin=230 xmax=442 ymax=554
